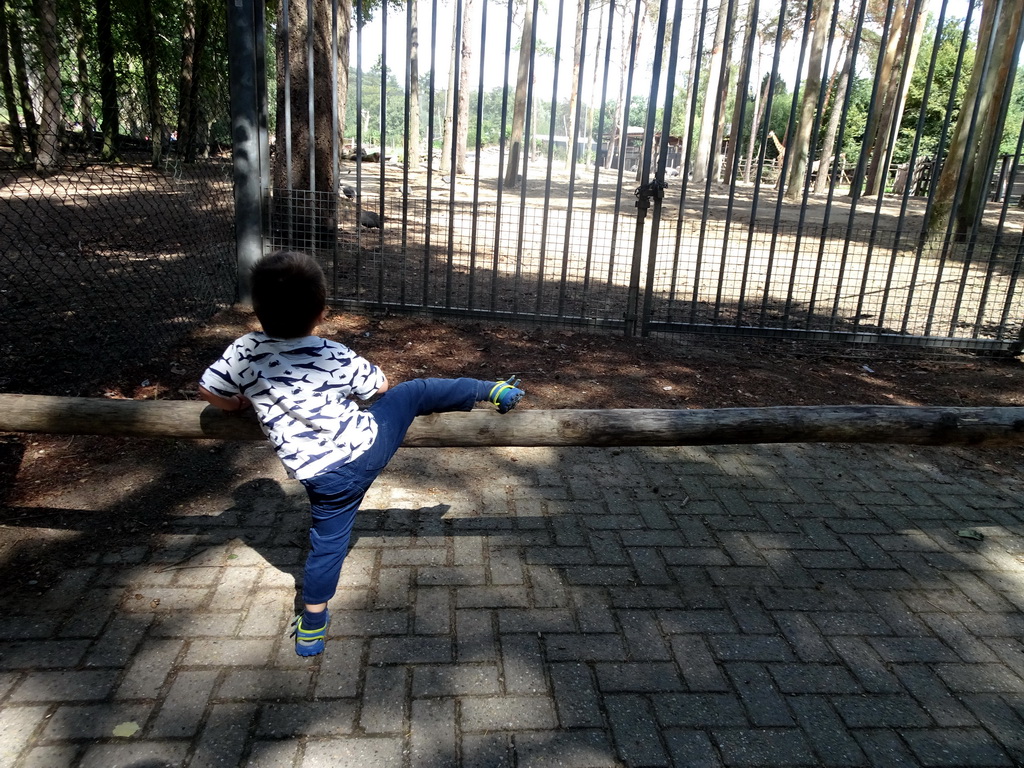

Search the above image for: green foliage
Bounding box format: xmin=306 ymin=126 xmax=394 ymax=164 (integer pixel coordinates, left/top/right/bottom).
xmin=346 ymin=56 xmax=406 ymax=148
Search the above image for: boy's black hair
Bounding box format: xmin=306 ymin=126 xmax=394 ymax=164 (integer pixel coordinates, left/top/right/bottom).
xmin=251 ymin=251 xmax=327 ymax=338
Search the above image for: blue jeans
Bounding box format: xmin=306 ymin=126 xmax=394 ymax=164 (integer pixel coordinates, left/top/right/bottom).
xmin=298 ymin=378 xmax=489 ymax=604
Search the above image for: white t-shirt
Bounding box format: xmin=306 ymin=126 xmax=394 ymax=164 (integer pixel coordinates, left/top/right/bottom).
xmin=200 ymin=332 xmax=386 ymax=479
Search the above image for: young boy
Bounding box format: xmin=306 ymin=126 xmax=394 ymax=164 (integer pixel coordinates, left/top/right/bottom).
xmin=198 ymin=250 xmax=523 ymax=656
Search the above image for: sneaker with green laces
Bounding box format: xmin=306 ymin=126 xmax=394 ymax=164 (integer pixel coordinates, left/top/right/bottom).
xmin=291 ymin=611 xmax=329 ymax=656
xmin=488 ymin=376 xmax=524 ymax=413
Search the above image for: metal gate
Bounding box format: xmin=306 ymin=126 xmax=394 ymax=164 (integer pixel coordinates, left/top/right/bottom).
xmin=227 ymin=0 xmax=1024 ymax=352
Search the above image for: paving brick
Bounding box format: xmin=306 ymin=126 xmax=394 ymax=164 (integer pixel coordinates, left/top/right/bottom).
xmin=605 ymin=694 xmax=668 ymax=766
xmin=462 ymin=732 xmax=515 ymax=767
xmin=359 ymin=665 xmax=407 ymax=733
xmin=414 ymin=586 xmax=452 ymax=635
xmin=189 ymin=702 xmax=257 ymax=767
xmin=710 ymin=635 xmax=794 ymax=663
xmin=595 ymin=661 xmax=683 ymax=693
xmin=903 ymin=728 xmax=1013 ymax=767
xmin=0 ymin=705 xmax=49 ymax=765
xmin=369 ymin=636 xmax=451 ymax=665
xmin=712 ymin=727 xmax=817 ymax=767
xmin=150 ymin=669 xmax=219 ymax=737
xmin=548 ymin=662 xmax=603 ymax=728
xmin=461 ymin=695 xmax=557 ymax=731
xmin=544 ymin=633 xmax=625 ymax=663
xmin=829 ymin=637 xmax=904 ymax=694
xmin=245 ymin=740 xmax=300 ymax=767
xmin=456 ymin=609 xmax=498 ymax=663
xmin=41 ymin=702 xmax=153 ymax=741
xmin=20 ymin=744 xmax=80 ymax=767
xmin=787 ymin=696 xmax=867 ymax=766
xmin=500 ymin=633 xmax=547 ymax=694
xmin=0 ymin=640 xmax=90 ymax=669
xmin=301 ymin=736 xmax=405 ymax=766
xmin=514 ymin=729 xmax=618 ymax=768
xmin=256 ymin=701 xmax=357 ymax=737
xmin=768 ymin=663 xmax=862 ymax=695
xmin=671 ymin=635 xmax=729 ymax=692
xmin=79 ymin=741 xmax=190 ymax=768
xmin=773 ymin=612 xmax=836 ymax=663
xmin=410 ymin=697 xmax=456 ymax=767
xmin=934 ymin=663 xmax=1024 ymax=694
xmin=183 ymin=638 xmax=274 ymax=667
xmin=726 ymin=663 xmax=794 ymax=727
xmin=653 ymin=693 xmax=748 ymax=727
xmin=313 ymin=636 xmax=365 ymax=698
xmin=218 ymin=669 xmax=312 ymax=701
xmin=619 ymin=610 xmax=671 ymax=661
xmin=10 ymin=670 xmax=119 ymax=702
xmin=833 ymin=694 xmax=933 ymax=728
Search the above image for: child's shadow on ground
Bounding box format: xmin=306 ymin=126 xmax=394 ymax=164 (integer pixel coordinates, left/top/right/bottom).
xmin=176 ymin=478 xmax=452 ymax=611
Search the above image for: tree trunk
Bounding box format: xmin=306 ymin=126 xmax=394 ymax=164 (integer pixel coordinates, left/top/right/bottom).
xmin=137 ymin=0 xmax=163 ymax=167
xmin=0 ymin=0 xmax=26 ymax=162
xmin=864 ymin=0 xmax=927 ymax=197
xmin=503 ymin=0 xmax=534 ymax=188
xmin=178 ymin=0 xmax=197 ymax=159
xmin=68 ymin=0 xmax=93 ymax=136
xmin=692 ymin=0 xmax=730 ymax=184
xmin=33 ymin=0 xmax=62 ymax=172
xmin=783 ymin=0 xmax=833 ymax=200
xmin=407 ymin=0 xmax=421 ymax=165
xmin=724 ymin=0 xmax=758 ymax=184
xmin=455 ymin=0 xmax=475 ymax=174
xmin=928 ymin=0 xmax=1024 ymax=241
xmin=9 ymin=16 xmax=36 ymax=157
xmin=96 ymin=0 xmax=119 ymax=160
xmin=440 ymin=23 xmax=457 ymax=175
xmin=5 ymin=394 xmax=1024 ymax=449
xmin=273 ymin=0 xmax=350 ymax=245
xmin=814 ymin=31 xmax=853 ymax=193
xmin=184 ymin=0 xmax=212 ymax=163
xmin=565 ymin=0 xmax=585 ymax=172
xmin=743 ymin=37 xmax=765 ymax=184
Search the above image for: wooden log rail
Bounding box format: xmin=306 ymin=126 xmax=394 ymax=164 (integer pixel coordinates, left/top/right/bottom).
xmin=1 ymin=394 xmax=1023 ymax=447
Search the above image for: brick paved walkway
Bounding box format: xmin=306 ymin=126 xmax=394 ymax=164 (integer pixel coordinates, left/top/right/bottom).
xmin=3 ymin=441 xmax=1024 ymax=766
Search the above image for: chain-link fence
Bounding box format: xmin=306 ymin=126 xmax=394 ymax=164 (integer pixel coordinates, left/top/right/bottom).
xmin=0 ymin=155 xmax=235 ymax=395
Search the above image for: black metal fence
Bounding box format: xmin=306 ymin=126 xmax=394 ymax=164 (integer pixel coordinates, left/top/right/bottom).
xmin=236 ymin=0 xmax=1024 ymax=352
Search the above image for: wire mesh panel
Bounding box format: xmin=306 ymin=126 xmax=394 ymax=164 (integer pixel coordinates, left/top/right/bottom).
xmin=0 ymin=160 xmax=236 ymax=394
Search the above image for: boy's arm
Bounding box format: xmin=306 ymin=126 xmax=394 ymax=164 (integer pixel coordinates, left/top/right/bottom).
xmin=199 ymin=385 xmax=251 ymax=412
xmin=376 ymin=373 xmax=390 ymax=395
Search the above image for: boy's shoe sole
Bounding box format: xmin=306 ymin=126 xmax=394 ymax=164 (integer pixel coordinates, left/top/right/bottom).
xmin=291 ymin=611 xmax=329 ymax=656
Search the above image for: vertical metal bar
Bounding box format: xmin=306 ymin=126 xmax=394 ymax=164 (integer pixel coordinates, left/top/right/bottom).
xmin=469 ymin=0 xmax=488 ymax=309
xmin=535 ymin=0 xmax=568 ymax=316
xmin=606 ymin=0 xmax=642 ymax=295
xmin=919 ymin=5 xmax=975 ymax=336
xmin=378 ymin=0 xmax=387 ymax=304
xmin=401 ymin=0 xmax=414 ymax=306
xmin=446 ymin=0 xmax=463 ymax=309
xmin=491 ymin=0 xmax=514 ymax=311
xmin=330 ymin=0 xmax=339 ymax=297
xmin=512 ymin=0 xmax=541 ymax=316
xmin=625 ymin=0 xmax=670 ymax=336
xmin=949 ymin=0 xmax=1024 ymax=337
xmin=639 ymin=0 xmax=685 ymax=335
xmin=282 ymin=0 xmax=293 ymax=247
xmin=581 ymin=0 xmax=617 ymax=317
xmin=424 ymin=0 xmax=439 ymax=306
xmin=991 ymin=110 xmax=1024 ymax=338
xmin=355 ymin=0 xmax=364 ymax=293
xmin=780 ymin=0 xmax=841 ymax=330
xmin=227 ymin=0 xmax=265 ymax=303
xmin=306 ymin=0 xmax=315 ymax=196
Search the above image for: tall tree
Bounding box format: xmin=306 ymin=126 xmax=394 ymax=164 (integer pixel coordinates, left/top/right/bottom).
xmin=9 ymin=9 xmax=37 ymax=157
xmin=407 ymin=0 xmax=421 ymax=165
xmin=564 ymin=0 xmax=585 ymax=171
xmin=504 ymin=0 xmax=534 ymax=188
xmin=783 ymin=0 xmax=834 ymax=200
xmin=928 ymin=0 xmax=1024 ymax=241
xmin=0 ymin=0 xmax=26 ymax=162
xmin=178 ymin=0 xmax=198 ymax=158
xmin=68 ymin=0 xmax=93 ymax=136
xmin=96 ymin=0 xmax=119 ymax=160
xmin=33 ymin=0 xmax=62 ymax=171
xmin=136 ymin=0 xmax=164 ymax=167
xmin=274 ymin=0 xmax=351 ymax=240
xmin=813 ymin=27 xmax=853 ymax=193
xmin=692 ymin=0 xmax=730 ymax=184
xmin=863 ymin=0 xmax=927 ymax=196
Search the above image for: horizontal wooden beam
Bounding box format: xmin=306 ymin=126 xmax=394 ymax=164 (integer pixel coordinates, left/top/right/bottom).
xmin=1 ymin=394 xmax=1023 ymax=447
